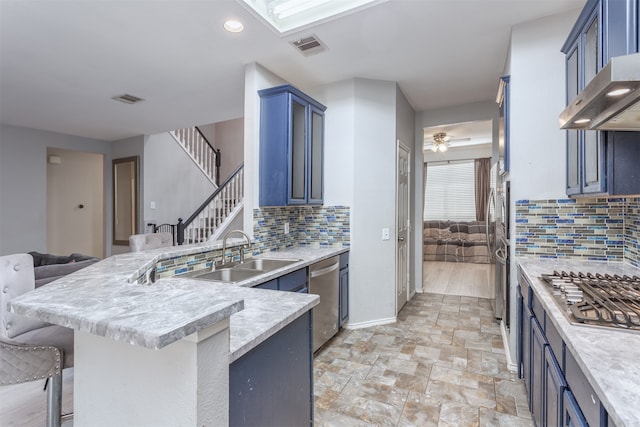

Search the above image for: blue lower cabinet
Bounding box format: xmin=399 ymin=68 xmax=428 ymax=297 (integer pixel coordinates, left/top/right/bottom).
xmin=255 ymin=268 xmax=307 ymax=292
xmin=564 ymin=389 xmax=588 ymax=427
xmin=517 ymin=286 xmax=524 ymax=379
xmin=230 ymin=312 xmax=313 ymax=426
xmin=531 ymin=317 xmax=547 ymax=427
xmin=523 ymin=303 xmax=533 ymax=408
xmin=278 ymin=268 xmax=307 ymax=292
xmin=545 ymin=346 xmax=568 ymax=427
xmin=339 ymin=266 xmax=349 ymax=326
xmin=256 ymin=279 xmax=278 ymax=290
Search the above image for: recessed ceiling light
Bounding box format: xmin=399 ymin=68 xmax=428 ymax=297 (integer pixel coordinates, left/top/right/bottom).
xmin=607 ymin=88 xmax=631 ymax=97
xmin=224 ymin=20 xmax=244 ymax=33
xmin=574 ymin=118 xmax=591 ymax=124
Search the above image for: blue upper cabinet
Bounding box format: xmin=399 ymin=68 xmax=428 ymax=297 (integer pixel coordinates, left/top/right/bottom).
xmin=562 ymin=0 xmax=639 ymax=196
xmin=497 ymin=76 xmax=510 ymax=174
xmin=258 ymin=85 xmax=326 ymax=206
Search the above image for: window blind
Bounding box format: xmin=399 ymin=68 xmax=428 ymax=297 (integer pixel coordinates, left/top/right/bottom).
xmin=424 ymin=160 xmax=476 ymax=221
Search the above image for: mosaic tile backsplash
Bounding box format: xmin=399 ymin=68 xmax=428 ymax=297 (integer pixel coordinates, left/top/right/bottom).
xmin=253 ymin=206 xmax=350 ymax=254
xmin=149 ymin=205 xmax=350 ymax=280
xmin=515 ymin=198 xmax=640 ymax=266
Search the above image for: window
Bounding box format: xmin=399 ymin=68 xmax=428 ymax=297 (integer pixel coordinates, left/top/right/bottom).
xmin=424 ymin=160 xmax=476 ymax=221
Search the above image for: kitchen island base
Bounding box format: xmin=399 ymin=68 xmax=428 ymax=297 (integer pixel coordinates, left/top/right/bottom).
xmin=230 ymin=312 xmax=312 ymax=426
xmin=74 ymin=320 xmax=230 ymax=427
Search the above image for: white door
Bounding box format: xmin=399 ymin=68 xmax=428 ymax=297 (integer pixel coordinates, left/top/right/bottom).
xmin=47 ymin=148 xmax=104 ymax=258
xmin=396 ymin=141 xmax=410 ymax=313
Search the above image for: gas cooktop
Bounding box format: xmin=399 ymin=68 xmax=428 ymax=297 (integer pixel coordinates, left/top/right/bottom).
xmin=540 ymin=271 xmax=640 ymax=332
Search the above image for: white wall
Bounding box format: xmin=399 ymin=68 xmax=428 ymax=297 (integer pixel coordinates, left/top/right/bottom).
xmin=506 ymin=8 xmax=582 ymax=363
xmin=0 ymin=124 xmax=111 ymax=256
xmin=243 ymin=63 xmax=287 ymax=237
xmin=350 ymin=78 xmax=398 ymax=325
xmin=423 ymin=144 xmax=492 ymax=163
xmin=215 ymin=118 xmax=244 ymax=182
xmin=318 ymin=79 xmax=355 ymax=207
xmin=143 ymin=133 xmax=215 ymax=227
xmin=47 ymin=148 xmax=104 ymax=258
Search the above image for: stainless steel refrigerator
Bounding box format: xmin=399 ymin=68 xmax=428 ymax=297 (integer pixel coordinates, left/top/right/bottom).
xmin=487 ymin=163 xmax=510 ymax=326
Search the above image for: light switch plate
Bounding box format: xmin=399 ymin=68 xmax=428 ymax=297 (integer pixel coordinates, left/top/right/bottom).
xmin=382 ymin=228 xmax=390 ymax=240
xmin=284 ymin=222 xmax=290 ymax=234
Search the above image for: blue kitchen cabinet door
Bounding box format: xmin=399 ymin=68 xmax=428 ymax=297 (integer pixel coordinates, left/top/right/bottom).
xmin=522 ymin=302 xmax=533 ymax=409
xmin=517 ymin=285 xmax=524 ymax=379
xmin=497 ymin=75 xmax=510 ymax=174
xmin=339 ymin=265 xmax=349 ymax=327
xmin=279 ymin=268 xmax=308 ymax=292
xmin=531 ymin=317 xmax=547 ymax=427
xmin=545 ymin=346 xmax=568 ymax=427
xmin=258 ymin=84 xmax=326 ymax=206
xmin=563 ymin=390 xmax=589 ymax=427
xmin=256 ymin=279 xmax=278 ymax=290
xmin=230 ymin=312 xmax=313 ymax=426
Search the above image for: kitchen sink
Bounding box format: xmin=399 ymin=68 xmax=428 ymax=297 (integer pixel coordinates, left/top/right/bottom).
xmin=192 ymin=268 xmax=264 ymax=283
xmin=188 ymin=258 xmax=302 ymax=283
xmin=233 ymin=258 xmax=301 ymax=271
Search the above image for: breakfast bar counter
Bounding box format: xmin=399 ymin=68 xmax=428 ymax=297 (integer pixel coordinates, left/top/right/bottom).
xmin=8 ymin=240 xmax=346 ymax=426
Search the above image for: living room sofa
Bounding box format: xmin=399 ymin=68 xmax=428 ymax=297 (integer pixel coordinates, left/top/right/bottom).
xmin=423 ymin=220 xmax=492 ymax=264
xmin=29 ymin=251 xmax=99 ymax=287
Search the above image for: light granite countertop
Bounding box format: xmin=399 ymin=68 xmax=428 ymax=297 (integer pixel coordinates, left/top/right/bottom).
xmin=517 ymin=257 xmax=640 ymax=427
xmin=10 ymin=241 xmax=347 ymax=360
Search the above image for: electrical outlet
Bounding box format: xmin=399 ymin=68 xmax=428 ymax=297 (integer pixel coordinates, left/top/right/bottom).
xmin=382 ymin=228 xmax=390 ymax=240
xmin=150 ymin=201 xmax=156 ymax=209
xmin=284 ymin=222 xmax=290 ymax=234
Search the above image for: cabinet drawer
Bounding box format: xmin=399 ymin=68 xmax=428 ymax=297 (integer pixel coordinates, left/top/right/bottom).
xmin=278 ymin=268 xmax=307 ymax=292
xmin=544 ymin=313 xmax=564 ymax=370
xmin=565 ymin=349 xmax=603 ymax=426
xmin=530 ymin=290 xmax=545 ymax=326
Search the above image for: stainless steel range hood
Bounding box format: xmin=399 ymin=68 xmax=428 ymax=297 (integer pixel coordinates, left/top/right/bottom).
xmin=559 ymin=53 xmax=640 ymax=131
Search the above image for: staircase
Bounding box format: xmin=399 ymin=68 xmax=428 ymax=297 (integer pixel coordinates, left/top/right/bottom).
xmin=170 ymin=127 xmax=221 ymax=186
xmin=177 ymin=164 xmax=244 ymax=245
xmin=166 ymin=127 xmax=244 ymax=245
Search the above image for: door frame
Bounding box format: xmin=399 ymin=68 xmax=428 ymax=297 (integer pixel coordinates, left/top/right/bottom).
xmin=396 ymin=140 xmax=411 ymax=313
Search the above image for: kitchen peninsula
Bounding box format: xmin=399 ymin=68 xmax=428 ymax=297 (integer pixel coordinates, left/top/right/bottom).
xmin=9 ymin=240 xmax=347 ymax=426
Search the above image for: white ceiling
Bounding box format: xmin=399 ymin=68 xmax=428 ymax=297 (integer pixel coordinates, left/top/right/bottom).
xmin=0 ymin=0 xmax=585 ymax=141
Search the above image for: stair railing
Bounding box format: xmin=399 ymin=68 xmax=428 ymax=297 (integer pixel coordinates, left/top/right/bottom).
xmin=170 ymin=126 xmax=221 ymax=186
xmin=177 ymin=164 xmax=244 ymax=245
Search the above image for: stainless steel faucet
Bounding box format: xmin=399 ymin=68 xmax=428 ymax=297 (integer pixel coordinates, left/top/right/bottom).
xmin=221 ymin=229 xmax=251 ymax=265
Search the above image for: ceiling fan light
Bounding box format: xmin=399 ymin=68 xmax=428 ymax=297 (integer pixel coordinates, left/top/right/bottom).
xmin=431 ymin=144 xmax=438 ymax=152
xmin=438 ymin=144 xmax=447 ymax=152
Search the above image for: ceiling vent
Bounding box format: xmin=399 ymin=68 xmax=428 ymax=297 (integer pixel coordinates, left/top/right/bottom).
xmin=112 ymin=94 xmax=144 ymax=104
xmin=290 ymin=34 xmax=327 ymax=56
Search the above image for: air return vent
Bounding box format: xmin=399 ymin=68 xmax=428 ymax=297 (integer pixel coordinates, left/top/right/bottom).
xmin=290 ymin=34 xmax=327 ymax=56
xmin=112 ymin=94 xmax=144 ymax=104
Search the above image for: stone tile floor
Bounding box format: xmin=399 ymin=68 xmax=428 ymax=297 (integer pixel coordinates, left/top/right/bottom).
xmin=313 ymin=293 xmax=533 ymax=426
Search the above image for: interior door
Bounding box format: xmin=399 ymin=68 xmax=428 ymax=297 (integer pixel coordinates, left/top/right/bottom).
xmin=396 ymin=141 xmax=410 ymax=313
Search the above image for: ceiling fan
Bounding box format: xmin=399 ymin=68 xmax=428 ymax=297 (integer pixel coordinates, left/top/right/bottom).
xmin=426 ymin=132 xmax=471 ymax=152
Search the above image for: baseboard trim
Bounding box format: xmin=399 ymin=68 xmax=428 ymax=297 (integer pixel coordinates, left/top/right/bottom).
xmin=500 ymin=320 xmax=518 ymax=373
xmin=343 ymin=316 xmax=397 ymax=330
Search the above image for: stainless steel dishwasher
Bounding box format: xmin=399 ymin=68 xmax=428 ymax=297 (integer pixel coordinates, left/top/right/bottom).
xmin=309 ymin=256 xmax=340 ymax=352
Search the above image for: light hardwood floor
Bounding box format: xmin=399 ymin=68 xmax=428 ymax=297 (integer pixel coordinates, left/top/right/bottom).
xmin=423 ymin=261 xmax=495 ymax=299
xmin=0 ymin=369 xmax=74 ymax=427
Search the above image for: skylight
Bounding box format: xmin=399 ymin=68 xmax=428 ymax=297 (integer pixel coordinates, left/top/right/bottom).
xmin=239 ymin=0 xmax=384 ymax=34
